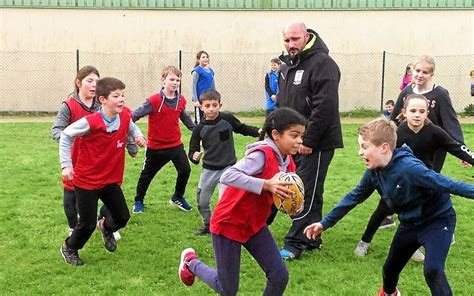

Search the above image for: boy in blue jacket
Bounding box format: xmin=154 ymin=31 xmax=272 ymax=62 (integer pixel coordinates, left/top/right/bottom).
xmin=304 ymin=117 xmax=474 ymax=296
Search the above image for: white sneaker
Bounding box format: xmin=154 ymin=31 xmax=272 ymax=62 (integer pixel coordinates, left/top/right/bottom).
xmin=113 ymin=231 xmax=121 ymax=241
xmin=411 ymin=248 xmax=425 ymax=262
xmin=355 ymin=241 xmax=370 ymax=256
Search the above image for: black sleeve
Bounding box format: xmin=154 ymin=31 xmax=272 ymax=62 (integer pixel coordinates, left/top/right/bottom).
xmin=433 ymin=125 xmax=474 ymax=165
xmin=435 ymin=89 xmax=464 ymax=143
xmin=222 ymin=113 xmax=260 ymax=137
xmin=188 ymin=124 xmax=203 ymax=164
xmin=264 ymin=73 xmax=273 ymax=96
xmin=180 ymin=110 xmax=196 ymax=131
xmin=132 ymin=100 xmax=153 ymax=122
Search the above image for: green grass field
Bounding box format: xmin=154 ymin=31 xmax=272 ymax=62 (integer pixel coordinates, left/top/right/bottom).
xmin=0 ymin=120 xmax=473 ymax=295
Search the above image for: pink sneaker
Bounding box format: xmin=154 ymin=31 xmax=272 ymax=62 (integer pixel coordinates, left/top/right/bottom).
xmin=179 ymin=248 xmax=198 ymax=286
xmin=377 ymin=287 xmax=401 ymax=296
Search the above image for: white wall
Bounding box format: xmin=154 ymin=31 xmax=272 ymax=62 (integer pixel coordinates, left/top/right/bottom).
xmin=1 ymin=8 xmax=472 ymax=112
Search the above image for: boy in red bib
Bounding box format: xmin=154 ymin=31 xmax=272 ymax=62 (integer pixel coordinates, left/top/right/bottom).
xmin=132 ymin=66 xmax=195 ymax=213
xmin=59 ymin=77 xmax=146 ymax=266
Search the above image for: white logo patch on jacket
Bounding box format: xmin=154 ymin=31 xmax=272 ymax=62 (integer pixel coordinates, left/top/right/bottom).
xmin=293 ymin=70 xmax=304 ymax=85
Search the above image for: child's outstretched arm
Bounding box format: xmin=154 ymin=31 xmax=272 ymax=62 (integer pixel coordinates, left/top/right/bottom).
xmin=180 ymin=110 xmax=196 ymax=131
xmin=304 ymin=170 xmax=376 ymax=240
xmin=132 ymin=99 xmax=153 ymax=122
xmin=433 ymin=125 xmax=474 ymax=167
xmin=223 ymin=113 xmax=260 ymax=137
xmin=409 ymin=160 xmax=474 ymax=199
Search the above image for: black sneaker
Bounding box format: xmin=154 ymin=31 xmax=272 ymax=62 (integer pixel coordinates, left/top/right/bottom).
xmin=169 ymin=195 xmax=193 ymax=211
xmin=379 ymin=216 xmax=396 ymax=229
xmin=97 ymin=218 xmax=117 ymax=252
xmin=60 ymin=242 xmax=84 ymax=266
xmin=195 ymin=225 xmax=210 ymax=236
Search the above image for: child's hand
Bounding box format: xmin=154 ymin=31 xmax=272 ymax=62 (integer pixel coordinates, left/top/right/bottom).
xmin=134 ymin=136 xmax=147 ymax=147
xmin=271 ymin=95 xmax=277 ymax=102
xmin=193 ymin=101 xmax=201 ymax=108
xmin=192 ymin=151 xmax=203 ymax=161
xmin=396 ymin=112 xmax=405 ymax=123
xmin=263 ymin=172 xmax=293 ymax=199
xmin=258 ymin=128 xmax=265 ymax=141
xmin=460 ymin=160 xmax=472 ymax=168
xmin=304 ymin=222 xmax=324 ymax=240
xmin=62 ymin=166 xmax=73 ymax=181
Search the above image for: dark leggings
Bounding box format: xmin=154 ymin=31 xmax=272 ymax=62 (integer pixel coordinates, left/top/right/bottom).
xmin=64 ymin=188 xmax=111 ymax=230
xmin=361 ymin=199 xmax=394 ymax=243
xmin=135 ymin=145 xmax=191 ymax=202
xmin=383 ymin=208 xmax=455 ymax=295
xmin=67 ymin=184 xmax=130 ymax=250
xmin=63 ymin=188 xmax=78 ymax=229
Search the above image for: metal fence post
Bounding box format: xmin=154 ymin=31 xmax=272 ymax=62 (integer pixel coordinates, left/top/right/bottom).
xmin=178 ymin=49 xmax=182 ymax=93
xmin=76 ymin=49 xmax=80 ymax=73
xmin=380 ymin=50 xmax=386 ymax=112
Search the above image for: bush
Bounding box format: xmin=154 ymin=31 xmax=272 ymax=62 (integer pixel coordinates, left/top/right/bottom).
xmin=464 ymin=104 xmax=474 ymax=116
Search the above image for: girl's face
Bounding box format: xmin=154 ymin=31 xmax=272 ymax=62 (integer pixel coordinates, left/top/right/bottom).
xmin=403 ymin=98 xmax=428 ymax=132
xmin=199 ymin=53 xmax=209 ymax=67
xmin=412 ymin=61 xmax=434 ymax=87
xmin=76 ymin=73 xmax=99 ymax=100
xmin=162 ymin=72 xmax=181 ymax=94
xmin=273 ymin=124 xmax=305 ymax=157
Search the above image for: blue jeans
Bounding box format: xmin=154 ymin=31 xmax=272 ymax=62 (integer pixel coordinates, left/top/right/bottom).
xmin=189 ymin=226 xmax=288 ymax=296
xmin=382 ymin=208 xmax=456 ymax=295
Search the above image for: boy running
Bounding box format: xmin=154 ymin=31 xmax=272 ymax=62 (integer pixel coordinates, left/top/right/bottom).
xmin=304 ymin=117 xmax=474 ymax=295
xmin=59 ymin=77 xmax=146 ymax=265
xmin=188 ymin=89 xmax=262 ymax=235
xmin=132 ymin=66 xmax=195 ymax=213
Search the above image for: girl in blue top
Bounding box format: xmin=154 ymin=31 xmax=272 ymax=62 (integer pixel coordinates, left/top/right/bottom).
xmin=192 ymin=50 xmax=215 ymax=123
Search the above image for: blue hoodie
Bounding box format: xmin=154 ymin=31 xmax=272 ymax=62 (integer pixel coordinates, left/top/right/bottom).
xmin=321 ymin=146 xmax=474 ymax=229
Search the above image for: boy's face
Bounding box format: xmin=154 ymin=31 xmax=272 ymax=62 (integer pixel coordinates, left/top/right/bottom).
xmin=101 ymin=89 xmax=125 ymax=115
xmin=358 ymin=135 xmax=385 ymax=169
xmin=200 ymin=99 xmax=222 ymax=120
xmin=384 ymin=103 xmax=394 ymax=114
xmin=270 ymin=62 xmax=280 ymax=72
xmin=162 ymin=72 xmax=181 ymax=94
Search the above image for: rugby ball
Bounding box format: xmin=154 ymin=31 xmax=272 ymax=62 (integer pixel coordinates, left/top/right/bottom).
xmin=273 ymin=172 xmax=305 ymax=216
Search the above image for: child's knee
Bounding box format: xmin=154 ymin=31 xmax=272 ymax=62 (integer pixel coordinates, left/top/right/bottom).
xmin=424 ymin=266 xmax=446 ymax=285
xmin=180 ymin=166 xmax=191 ymax=177
xmin=196 ymin=188 xmax=201 ymax=203
xmin=115 ymin=213 xmax=130 ymax=229
xmin=269 ymin=265 xmax=289 ymax=286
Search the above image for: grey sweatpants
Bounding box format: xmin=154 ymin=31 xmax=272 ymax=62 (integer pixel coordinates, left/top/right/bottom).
xmin=196 ymin=168 xmax=228 ymax=225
